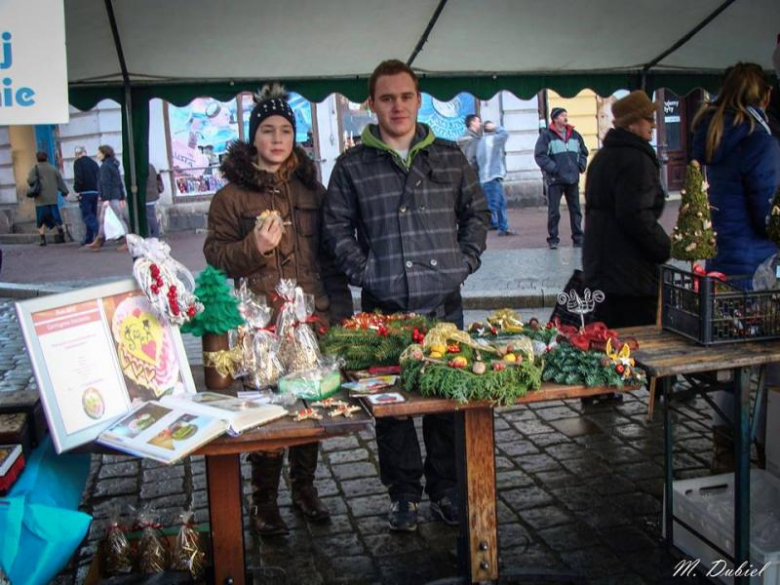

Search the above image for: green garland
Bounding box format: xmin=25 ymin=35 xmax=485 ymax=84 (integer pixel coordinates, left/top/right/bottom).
xmin=400 ymin=344 xmax=542 ymax=405
xmin=321 ymin=316 xmax=431 ymax=370
xmin=542 ymin=344 xmax=644 ymax=388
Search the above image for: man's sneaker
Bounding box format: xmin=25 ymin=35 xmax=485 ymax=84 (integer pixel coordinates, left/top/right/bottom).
xmin=548 ymin=242 xmax=559 ymax=250
xmin=388 ymin=499 xmax=419 ymax=532
xmin=430 ymin=495 xmax=459 ymax=526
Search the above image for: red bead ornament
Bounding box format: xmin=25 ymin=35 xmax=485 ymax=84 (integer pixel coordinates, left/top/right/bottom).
xmin=186 ymin=306 xmax=197 ymax=317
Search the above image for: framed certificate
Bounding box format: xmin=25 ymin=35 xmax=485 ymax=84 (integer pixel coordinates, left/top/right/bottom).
xmin=16 ymin=279 xmax=195 ymax=453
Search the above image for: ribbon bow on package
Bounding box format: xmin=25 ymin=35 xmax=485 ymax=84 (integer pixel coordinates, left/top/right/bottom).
xmin=128 ymin=234 xmax=203 ymax=326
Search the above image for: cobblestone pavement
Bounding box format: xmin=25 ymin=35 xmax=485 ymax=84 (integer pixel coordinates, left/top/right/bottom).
xmin=0 ymin=299 xmax=720 ymax=584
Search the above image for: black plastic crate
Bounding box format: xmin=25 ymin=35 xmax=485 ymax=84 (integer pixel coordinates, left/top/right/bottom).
xmin=661 ymin=264 xmax=780 ymax=345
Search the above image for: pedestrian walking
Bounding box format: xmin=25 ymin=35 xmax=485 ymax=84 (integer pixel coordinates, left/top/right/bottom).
xmin=534 ymin=107 xmax=588 ymax=249
xmin=145 ymin=163 xmax=164 ymax=238
xmin=27 ymin=152 xmax=68 ymax=247
xmin=87 ymin=145 xmax=129 ymax=251
xmin=204 ymin=83 xmax=352 ymax=537
xmin=477 ymin=121 xmax=515 ymax=235
xmin=324 ymin=59 xmax=490 ymax=533
xmin=72 ymin=147 xmax=100 ymax=246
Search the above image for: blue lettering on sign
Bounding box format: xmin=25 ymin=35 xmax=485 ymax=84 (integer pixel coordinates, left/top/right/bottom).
xmin=0 ymin=32 xmax=37 ymax=107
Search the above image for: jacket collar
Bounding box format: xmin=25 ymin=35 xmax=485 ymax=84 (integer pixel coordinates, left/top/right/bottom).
xmin=361 ymin=123 xmax=436 ymax=169
xmin=220 ymin=140 xmax=318 ymax=191
xmin=603 ymin=127 xmax=660 ymax=168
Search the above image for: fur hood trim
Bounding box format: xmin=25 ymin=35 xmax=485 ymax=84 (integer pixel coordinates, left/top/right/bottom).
xmin=220 ymin=140 xmax=318 ymax=191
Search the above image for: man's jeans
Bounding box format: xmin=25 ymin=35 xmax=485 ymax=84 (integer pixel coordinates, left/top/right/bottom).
xmin=78 ymin=192 xmax=99 ymax=244
xmin=364 ymin=291 xmax=463 ymax=503
xmin=547 ymin=183 xmax=583 ymax=245
xmin=481 ymin=179 xmax=509 ymax=233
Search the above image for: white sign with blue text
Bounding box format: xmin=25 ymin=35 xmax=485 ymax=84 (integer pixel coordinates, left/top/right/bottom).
xmin=0 ymin=0 xmax=69 ymax=124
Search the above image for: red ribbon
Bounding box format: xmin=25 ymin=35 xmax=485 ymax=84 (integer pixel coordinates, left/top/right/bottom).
xmin=691 ymin=265 xmax=727 ymax=292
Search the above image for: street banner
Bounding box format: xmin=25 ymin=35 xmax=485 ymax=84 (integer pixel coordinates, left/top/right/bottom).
xmin=0 ymin=0 xmax=69 ymax=124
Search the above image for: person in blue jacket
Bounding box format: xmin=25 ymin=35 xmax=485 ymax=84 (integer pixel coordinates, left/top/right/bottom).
xmin=692 ymin=62 xmax=780 ymax=472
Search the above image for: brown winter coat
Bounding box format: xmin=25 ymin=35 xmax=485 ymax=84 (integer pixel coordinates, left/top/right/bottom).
xmin=203 ymin=141 xmax=352 ymax=327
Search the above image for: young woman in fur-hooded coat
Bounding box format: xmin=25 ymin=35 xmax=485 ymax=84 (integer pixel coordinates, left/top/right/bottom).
xmin=204 ymin=84 xmax=352 ymax=537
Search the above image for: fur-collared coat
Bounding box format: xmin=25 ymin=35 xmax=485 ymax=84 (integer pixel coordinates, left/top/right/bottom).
xmin=204 ymin=141 xmax=352 ymax=326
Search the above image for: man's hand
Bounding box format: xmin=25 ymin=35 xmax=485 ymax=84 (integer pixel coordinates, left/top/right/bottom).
xmin=254 ymin=218 xmax=282 ymax=255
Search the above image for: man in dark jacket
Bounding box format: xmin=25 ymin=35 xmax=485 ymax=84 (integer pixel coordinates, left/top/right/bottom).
xmin=582 ymin=91 xmax=670 ymax=327
xmin=534 ymin=108 xmax=589 ymax=249
xmin=72 ymin=147 xmax=100 ymax=245
xmin=324 ymin=60 xmax=489 ymax=533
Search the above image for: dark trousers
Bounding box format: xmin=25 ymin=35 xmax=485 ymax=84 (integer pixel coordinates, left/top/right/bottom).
xmin=146 ymin=203 xmax=160 ymax=238
xmin=594 ymin=294 xmax=658 ymax=328
xmin=363 ymin=289 xmax=463 ymax=503
xmin=547 ymin=183 xmax=583 ymax=245
xmin=78 ymin=192 xmax=99 ymax=244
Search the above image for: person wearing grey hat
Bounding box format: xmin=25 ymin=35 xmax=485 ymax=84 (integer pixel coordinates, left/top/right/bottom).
xmin=534 ymin=107 xmax=589 ymax=249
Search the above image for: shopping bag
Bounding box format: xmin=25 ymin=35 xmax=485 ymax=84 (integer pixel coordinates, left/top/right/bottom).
xmin=103 ymin=204 xmax=126 ymax=240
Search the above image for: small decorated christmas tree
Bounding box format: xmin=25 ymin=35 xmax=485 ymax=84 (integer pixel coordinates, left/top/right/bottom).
xmin=767 ymin=185 xmax=780 ymax=246
xmin=670 ymin=161 xmax=717 ymax=263
xmin=182 ymin=266 xmax=244 ymax=389
xmin=182 ymin=266 xmax=244 ymax=336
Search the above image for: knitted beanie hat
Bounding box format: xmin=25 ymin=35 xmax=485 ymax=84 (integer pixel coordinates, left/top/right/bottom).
xmin=612 ymin=90 xmax=659 ymax=128
xmin=550 ymin=107 xmax=567 ymax=121
xmin=248 ymin=83 xmax=296 ymax=144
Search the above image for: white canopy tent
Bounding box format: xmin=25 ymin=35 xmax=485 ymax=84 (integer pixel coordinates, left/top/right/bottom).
xmin=63 ymin=0 xmax=780 ymax=232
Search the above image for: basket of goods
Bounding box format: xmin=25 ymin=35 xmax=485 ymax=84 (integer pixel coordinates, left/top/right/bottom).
xmin=321 ymin=312 xmax=434 ymax=371
xmin=400 ymin=323 xmax=543 ymax=405
xmin=660 ymin=265 xmax=780 ymax=345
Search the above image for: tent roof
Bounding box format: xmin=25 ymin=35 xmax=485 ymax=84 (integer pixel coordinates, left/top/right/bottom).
xmin=67 ymin=0 xmax=780 ymax=107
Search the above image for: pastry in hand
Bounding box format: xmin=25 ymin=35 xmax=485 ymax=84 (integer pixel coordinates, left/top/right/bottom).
xmin=255 ymin=209 xmax=286 ymax=234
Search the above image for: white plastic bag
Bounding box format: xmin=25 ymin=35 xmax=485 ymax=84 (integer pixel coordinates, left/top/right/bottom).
xmin=103 ymin=204 xmax=127 ymax=240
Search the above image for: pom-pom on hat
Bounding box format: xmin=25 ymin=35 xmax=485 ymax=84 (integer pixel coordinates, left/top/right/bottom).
xmin=248 ymin=83 xmax=296 ymax=145
xmin=550 ymin=107 xmax=567 ymax=121
xmin=612 ymin=90 xmax=660 ymax=128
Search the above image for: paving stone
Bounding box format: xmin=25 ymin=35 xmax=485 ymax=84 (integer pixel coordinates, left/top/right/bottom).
xmin=375 ymin=551 xmax=448 ymax=584
xmin=417 ymin=519 xmax=457 ymax=544
xmin=312 ymin=532 xmax=366 ymax=556
xmin=578 ymin=506 xmax=633 ymax=531
xmin=327 ymin=448 xmax=370 ymax=465
xmin=498 ymin=522 xmax=534 ymax=548
xmin=315 ymin=554 xmax=378 ymax=584
xmin=496 ymin=499 xmax=518 ymax=523
xmin=529 ymin=432 xmax=572 ymax=448
xmin=500 ymin=440 xmax=541 ymax=457
xmin=598 ymin=525 xmax=660 ymax=553
xmin=307 ymin=514 xmax=354 ymax=537
xmin=533 ymin=470 xmax=578 ymax=489
xmin=592 ymin=444 xmax=645 ymax=465
xmin=493 ymin=417 xmax=512 ymax=431
xmin=331 ymin=462 xmax=377 ymax=481
xmin=354 ymin=515 xmax=389 ymax=536
xmin=619 ymin=461 xmax=664 ymax=482
xmin=534 ymin=406 xmax=577 ymax=421
xmin=586 ymin=474 xmax=637 ymax=496
xmin=494 ymin=428 xmax=523 ymax=442
xmin=549 ymin=416 xmax=604 ymax=437
xmin=321 ymin=436 xmax=361 ymax=452
xmin=496 ymin=469 xmax=534 ymax=489
xmin=494 ymin=455 xmax=514 ymax=470
xmin=501 ymin=486 xmax=555 ymax=511
xmin=610 ymin=492 xmax=662 ymax=517
xmin=559 ymin=546 xmax=627 ymax=579
xmin=584 ymin=412 xmax=632 ymax=428
xmin=515 ymin=453 xmax=562 ymax=474
xmin=560 ymin=457 xmax=611 ymax=478
xmin=364 ymin=533 xmax=428 ymax=557
xmin=511 ymin=419 xmax=555 ymax=435
xmin=518 ymin=505 xmax=575 ymax=530
xmin=538 ymin=522 xmax=603 ymax=551
xmin=142 ymin=464 xmax=186 ymax=483
xmin=500 ymin=408 xmax=537 ymax=423
xmin=549 ymin=486 xmax=607 ymax=512
xmin=544 ymin=442 xmax=587 ymax=461
xmin=91 ymin=496 xmax=139 ymax=519
xmin=499 ymin=544 xmax=566 ymax=575
xmin=341 ymin=476 xmax=386 ymax=498
xmin=147 ymin=494 xmax=189 ymax=519
xmin=347 ymin=494 xmax=387 ymax=518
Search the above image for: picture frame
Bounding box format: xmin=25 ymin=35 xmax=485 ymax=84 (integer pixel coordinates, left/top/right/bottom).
xmin=16 ymin=279 xmax=196 ymax=453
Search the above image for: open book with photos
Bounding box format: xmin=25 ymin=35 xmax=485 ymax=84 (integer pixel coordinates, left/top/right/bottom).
xmin=96 ymin=394 xmax=287 ymax=464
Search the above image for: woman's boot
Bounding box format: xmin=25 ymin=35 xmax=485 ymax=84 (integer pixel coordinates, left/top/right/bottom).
xmin=39 ymin=234 xmax=46 ymax=247
xmin=87 ymin=236 xmax=104 ymax=250
xmin=248 ymin=451 xmax=288 ymax=536
xmin=289 ymin=442 xmax=330 ymax=522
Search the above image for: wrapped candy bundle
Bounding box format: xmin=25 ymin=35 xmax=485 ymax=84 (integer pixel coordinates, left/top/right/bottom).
xmin=252 ymin=301 xmax=285 ymax=389
xmin=277 ymin=281 xmax=322 ymax=373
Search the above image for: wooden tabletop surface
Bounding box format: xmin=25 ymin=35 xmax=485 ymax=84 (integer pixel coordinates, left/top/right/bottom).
xmin=622 ymin=325 xmax=780 ymax=378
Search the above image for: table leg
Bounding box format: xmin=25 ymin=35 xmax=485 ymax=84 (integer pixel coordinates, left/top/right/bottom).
xmin=662 ymin=376 xmax=674 ymax=546
xmin=456 ymin=408 xmax=498 ymax=583
xmin=206 ymin=453 xmax=245 ymax=585
xmin=733 ymin=367 xmax=751 ymax=583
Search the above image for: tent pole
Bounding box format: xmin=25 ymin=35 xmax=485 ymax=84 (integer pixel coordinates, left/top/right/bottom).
xmin=124 ymin=85 xmax=140 ymax=234
xmin=641 ymin=0 xmax=738 ymax=75
xmin=407 ymin=0 xmax=449 ymax=67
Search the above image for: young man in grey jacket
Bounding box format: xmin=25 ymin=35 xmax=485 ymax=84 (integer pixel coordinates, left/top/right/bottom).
xmin=324 ymin=59 xmax=490 ymax=533
xmin=476 ymin=121 xmax=515 ymax=235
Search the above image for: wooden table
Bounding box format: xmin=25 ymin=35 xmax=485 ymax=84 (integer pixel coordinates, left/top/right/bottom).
xmin=363 ymin=381 xmax=639 ymax=584
xmin=626 ymin=326 xmax=780 ymax=583
xmin=192 ymin=374 xmax=373 ymax=585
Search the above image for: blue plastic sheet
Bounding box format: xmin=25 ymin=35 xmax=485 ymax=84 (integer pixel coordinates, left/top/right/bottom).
xmin=0 ymin=435 xmax=92 ymax=585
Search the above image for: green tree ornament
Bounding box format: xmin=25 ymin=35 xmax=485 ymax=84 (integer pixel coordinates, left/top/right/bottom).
xmin=767 ymin=185 xmax=780 ymax=246
xmin=181 ymin=266 xmax=244 ymax=336
xmin=670 ymin=161 xmax=717 ymax=262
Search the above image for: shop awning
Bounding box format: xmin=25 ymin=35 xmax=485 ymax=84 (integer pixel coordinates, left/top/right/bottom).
xmin=67 ymin=0 xmax=780 ymax=109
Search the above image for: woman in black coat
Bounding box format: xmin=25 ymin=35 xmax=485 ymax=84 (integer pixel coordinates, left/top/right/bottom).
xmin=582 ymin=90 xmax=671 ymax=327
xmin=87 ymin=144 xmax=129 ymax=251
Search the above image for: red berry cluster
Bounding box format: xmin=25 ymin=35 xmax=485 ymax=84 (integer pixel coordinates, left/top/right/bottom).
xmin=376 ymin=325 xmax=389 ymax=337
xmin=149 ymin=264 xmax=164 ymax=294
xmin=411 ymin=327 xmax=427 ymax=344
xmin=148 ymin=264 xmax=197 ymax=319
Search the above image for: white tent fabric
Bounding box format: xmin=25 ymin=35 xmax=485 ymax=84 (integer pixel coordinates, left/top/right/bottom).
xmin=66 ymin=0 xmax=779 ymax=86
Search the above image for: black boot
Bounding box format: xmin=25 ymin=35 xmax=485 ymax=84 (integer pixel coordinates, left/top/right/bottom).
xmin=249 ymin=451 xmax=289 ymax=536
xmin=290 ymin=442 xmax=330 ymax=522
xmin=39 ymin=234 xmax=46 ymax=246
xmin=54 ymin=226 xmax=65 ymax=244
